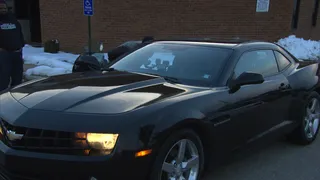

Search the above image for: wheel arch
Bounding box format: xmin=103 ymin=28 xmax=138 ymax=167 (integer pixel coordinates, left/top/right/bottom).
xmin=154 ymin=118 xmax=214 ymax=169
xmin=176 ymin=120 xmax=214 ymax=169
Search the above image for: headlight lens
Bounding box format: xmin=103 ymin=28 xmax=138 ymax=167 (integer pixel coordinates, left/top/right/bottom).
xmin=86 ymin=133 xmax=119 ymax=150
xmin=74 ymin=132 xmax=119 ymax=156
xmin=0 ymin=125 xmax=3 ymax=140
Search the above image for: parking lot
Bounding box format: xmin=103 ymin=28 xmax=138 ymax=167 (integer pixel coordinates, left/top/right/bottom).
xmin=204 ymin=135 xmax=320 ymax=180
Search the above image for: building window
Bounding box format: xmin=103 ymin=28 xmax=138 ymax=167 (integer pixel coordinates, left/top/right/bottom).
xmin=292 ymin=0 xmax=301 ymax=29
xmin=312 ymin=0 xmax=320 ymax=26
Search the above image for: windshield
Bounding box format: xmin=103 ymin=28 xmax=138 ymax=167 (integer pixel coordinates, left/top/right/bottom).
xmin=110 ymin=43 xmax=233 ymax=87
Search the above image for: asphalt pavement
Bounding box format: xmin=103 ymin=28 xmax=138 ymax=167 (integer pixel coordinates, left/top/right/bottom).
xmin=203 ymin=135 xmax=320 ymax=180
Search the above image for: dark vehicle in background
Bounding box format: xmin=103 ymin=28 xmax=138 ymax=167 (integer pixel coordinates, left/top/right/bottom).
xmin=117 ymin=40 xmax=142 ymax=49
xmin=72 ymin=40 xmax=143 ymax=73
xmin=0 ymin=39 xmax=320 ymax=180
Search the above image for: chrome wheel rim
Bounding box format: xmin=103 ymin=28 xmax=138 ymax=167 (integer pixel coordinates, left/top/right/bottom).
xmin=160 ymin=139 xmax=200 ymax=180
xmin=304 ymin=98 xmax=320 ymax=139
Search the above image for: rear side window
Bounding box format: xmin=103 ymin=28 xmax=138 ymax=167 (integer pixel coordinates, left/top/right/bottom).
xmin=274 ymin=51 xmax=291 ymax=71
xmin=234 ymin=50 xmax=278 ymax=78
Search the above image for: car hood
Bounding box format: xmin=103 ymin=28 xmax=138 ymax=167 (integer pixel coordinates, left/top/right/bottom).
xmin=9 ymin=71 xmax=187 ymax=114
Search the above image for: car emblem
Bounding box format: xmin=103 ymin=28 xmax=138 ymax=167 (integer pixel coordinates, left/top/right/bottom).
xmin=6 ymin=130 xmax=24 ymax=141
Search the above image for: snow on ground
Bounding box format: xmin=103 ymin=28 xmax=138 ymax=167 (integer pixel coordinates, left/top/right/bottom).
xmin=276 ymin=35 xmax=320 ymax=61
xmin=23 ymin=45 xmax=109 ymax=78
xmin=23 ymin=35 xmax=320 ymax=78
xmin=23 ymin=45 xmax=79 ymax=77
xmin=25 ymin=66 xmax=71 ymax=77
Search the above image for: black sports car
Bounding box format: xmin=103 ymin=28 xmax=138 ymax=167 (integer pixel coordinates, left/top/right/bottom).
xmin=0 ymin=39 xmax=320 ymax=180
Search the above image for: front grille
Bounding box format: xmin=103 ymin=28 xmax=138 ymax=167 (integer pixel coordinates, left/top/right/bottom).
xmin=0 ymin=120 xmax=89 ymax=156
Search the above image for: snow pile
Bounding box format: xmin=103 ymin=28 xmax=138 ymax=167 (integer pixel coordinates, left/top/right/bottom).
xmin=23 ymin=45 xmax=109 ymax=78
xmin=277 ymin=35 xmax=320 ymax=61
xmin=25 ymin=66 xmax=71 ymax=77
xmin=23 ymin=45 xmax=78 ymax=77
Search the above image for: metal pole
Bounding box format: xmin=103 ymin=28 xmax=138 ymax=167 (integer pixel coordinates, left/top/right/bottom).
xmin=88 ymin=16 xmax=92 ymax=55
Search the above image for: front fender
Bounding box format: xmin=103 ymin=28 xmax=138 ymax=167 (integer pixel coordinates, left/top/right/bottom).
xmin=154 ymin=108 xmax=206 ymax=132
xmin=144 ymin=108 xmax=212 ymax=149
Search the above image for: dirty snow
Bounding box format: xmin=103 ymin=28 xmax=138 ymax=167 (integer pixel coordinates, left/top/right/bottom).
xmin=25 ymin=66 xmax=71 ymax=77
xmin=23 ymin=45 xmax=78 ymax=77
xmin=23 ymin=35 xmax=320 ymax=77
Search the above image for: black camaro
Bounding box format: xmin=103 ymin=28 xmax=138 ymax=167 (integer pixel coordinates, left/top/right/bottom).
xmin=0 ymin=39 xmax=320 ymax=180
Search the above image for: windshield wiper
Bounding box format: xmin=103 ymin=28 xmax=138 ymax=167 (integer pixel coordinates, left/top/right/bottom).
xmin=129 ymin=71 xmax=182 ymax=84
xmin=102 ymin=67 xmax=116 ymax=72
xmin=162 ymin=76 xmax=181 ymax=84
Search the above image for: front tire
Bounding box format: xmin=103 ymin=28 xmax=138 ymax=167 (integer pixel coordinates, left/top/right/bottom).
xmin=149 ymin=129 xmax=205 ymax=180
xmin=290 ymin=91 xmax=320 ymax=145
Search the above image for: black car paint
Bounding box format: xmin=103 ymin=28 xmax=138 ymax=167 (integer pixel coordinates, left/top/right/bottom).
xmin=0 ymin=41 xmax=319 ymax=179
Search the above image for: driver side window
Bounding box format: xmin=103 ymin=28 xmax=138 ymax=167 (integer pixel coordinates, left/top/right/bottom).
xmin=234 ymin=50 xmax=279 ymax=78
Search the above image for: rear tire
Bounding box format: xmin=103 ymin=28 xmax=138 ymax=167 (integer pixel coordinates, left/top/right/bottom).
xmin=149 ymin=129 xmax=205 ymax=180
xmin=289 ymin=91 xmax=320 ymax=145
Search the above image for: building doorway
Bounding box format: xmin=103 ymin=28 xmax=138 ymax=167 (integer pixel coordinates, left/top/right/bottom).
xmin=8 ymin=0 xmax=42 ymax=43
xmin=28 ymin=0 xmax=42 ymax=43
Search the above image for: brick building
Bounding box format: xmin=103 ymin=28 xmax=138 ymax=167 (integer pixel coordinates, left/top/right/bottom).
xmin=27 ymin=0 xmax=320 ymax=52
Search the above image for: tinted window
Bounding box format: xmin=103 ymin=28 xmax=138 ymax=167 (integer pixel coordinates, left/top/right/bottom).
xmin=234 ymin=50 xmax=278 ymax=78
xmin=274 ymin=51 xmax=291 ymax=71
xmin=110 ymin=43 xmax=233 ymax=87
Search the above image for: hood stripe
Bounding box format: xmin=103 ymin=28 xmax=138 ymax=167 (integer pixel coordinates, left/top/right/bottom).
xmin=31 ymin=78 xmax=165 ymax=111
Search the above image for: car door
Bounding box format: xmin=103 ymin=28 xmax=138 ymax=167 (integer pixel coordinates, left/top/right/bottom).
xmin=213 ymin=50 xmax=291 ymax=152
xmin=272 ymin=50 xmax=294 ymax=122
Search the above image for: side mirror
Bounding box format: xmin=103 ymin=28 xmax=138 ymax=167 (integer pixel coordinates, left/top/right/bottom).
xmin=228 ymin=72 xmax=264 ymax=93
xmin=72 ymin=55 xmax=101 ymax=73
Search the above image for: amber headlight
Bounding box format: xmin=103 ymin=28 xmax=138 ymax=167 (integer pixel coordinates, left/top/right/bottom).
xmin=74 ymin=133 xmax=119 ymax=156
xmin=86 ymin=133 xmax=119 ymax=150
xmin=0 ymin=125 xmax=3 ymax=140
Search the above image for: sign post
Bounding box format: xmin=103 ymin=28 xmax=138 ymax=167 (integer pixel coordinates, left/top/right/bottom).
xmin=83 ymin=0 xmax=94 ymax=55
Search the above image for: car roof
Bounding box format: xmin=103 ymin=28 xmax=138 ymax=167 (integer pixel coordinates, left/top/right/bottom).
xmin=152 ymin=38 xmax=278 ymax=49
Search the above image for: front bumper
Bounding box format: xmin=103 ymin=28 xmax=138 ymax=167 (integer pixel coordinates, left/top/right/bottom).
xmin=0 ymin=141 xmax=152 ymax=180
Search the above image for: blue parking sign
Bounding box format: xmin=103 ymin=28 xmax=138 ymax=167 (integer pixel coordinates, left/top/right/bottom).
xmin=83 ymin=0 xmax=94 ymax=16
